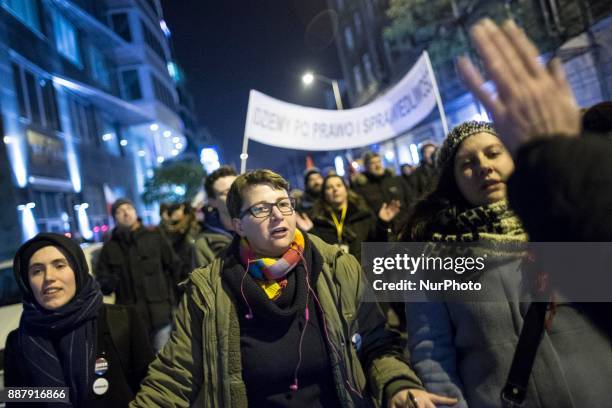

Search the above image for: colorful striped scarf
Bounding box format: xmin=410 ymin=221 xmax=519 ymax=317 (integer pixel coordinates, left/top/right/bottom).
xmin=239 ymin=229 xmax=305 ymax=299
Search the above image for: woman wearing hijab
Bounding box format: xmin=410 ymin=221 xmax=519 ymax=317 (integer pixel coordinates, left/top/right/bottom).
xmin=130 ymin=169 xmax=457 ymax=408
xmin=4 ymin=233 xmax=154 ymax=407
xmin=402 ymin=121 xmax=612 ymax=407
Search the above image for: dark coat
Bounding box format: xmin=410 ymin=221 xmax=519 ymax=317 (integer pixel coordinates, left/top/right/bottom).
xmin=508 ymin=137 xmax=612 ymax=242
xmin=401 ymin=162 xmax=438 ymax=209
xmin=508 ymin=136 xmax=612 ymax=339
xmin=310 ymin=202 xmax=389 ymax=262
xmin=193 ymin=210 xmax=233 ymax=268
xmin=5 ymin=304 xmax=154 ymax=408
xmin=352 ymin=170 xmax=411 ymax=235
xmin=353 ymin=170 xmax=409 ymax=213
xmin=95 ymin=226 xmax=180 ymax=330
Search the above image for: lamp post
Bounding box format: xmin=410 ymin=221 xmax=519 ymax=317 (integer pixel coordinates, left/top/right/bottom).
xmin=302 ymin=72 xmax=344 ymax=110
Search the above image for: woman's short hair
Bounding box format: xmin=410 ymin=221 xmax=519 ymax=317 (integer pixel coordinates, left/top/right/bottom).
xmin=226 ymin=169 xmax=290 ymax=218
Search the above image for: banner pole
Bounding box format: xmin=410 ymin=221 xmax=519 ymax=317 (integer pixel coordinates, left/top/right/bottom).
xmin=240 ymin=91 xmax=253 ymax=174
xmin=239 ymin=134 xmax=249 ymax=174
xmin=424 ymin=51 xmax=449 ymax=136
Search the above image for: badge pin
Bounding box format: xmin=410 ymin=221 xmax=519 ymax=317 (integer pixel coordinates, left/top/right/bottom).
xmin=95 ymin=357 xmax=109 ymax=376
xmin=93 ymin=377 xmax=109 ymax=395
xmin=351 ymin=333 xmax=362 ymax=351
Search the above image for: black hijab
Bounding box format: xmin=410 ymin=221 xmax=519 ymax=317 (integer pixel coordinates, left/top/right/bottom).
xmin=13 ymin=233 xmax=103 ymax=407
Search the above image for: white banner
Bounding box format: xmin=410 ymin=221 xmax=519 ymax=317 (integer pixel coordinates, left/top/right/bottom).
xmin=243 ymin=53 xmax=438 ymax=151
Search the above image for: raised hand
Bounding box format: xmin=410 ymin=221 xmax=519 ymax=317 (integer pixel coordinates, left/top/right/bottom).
xmin=379 ymin=200 xmax=401 ymax=222
xmin=458 ymin=19 xmax=581 ymax=156
xmin=295 ymin=212 xmax=314 ymax=232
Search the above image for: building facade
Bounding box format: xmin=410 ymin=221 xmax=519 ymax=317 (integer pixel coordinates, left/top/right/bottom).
xmin=0 ymin=0 xmax=191 ymax=258
xmin=328 ymin=0 xmax=612 ymax=170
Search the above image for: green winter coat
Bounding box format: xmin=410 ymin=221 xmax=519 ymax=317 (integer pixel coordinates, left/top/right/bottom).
xmin=130 ymin=234 xmax=423 ymax=408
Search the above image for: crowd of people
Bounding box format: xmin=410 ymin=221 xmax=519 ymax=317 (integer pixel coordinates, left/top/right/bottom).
xmin=4 ymin=19 xmax=612 ymax=408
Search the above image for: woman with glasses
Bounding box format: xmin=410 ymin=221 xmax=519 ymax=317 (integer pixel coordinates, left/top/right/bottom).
xmin=306 ymin=174 xmax=401 ymax=262
xmin=130 ymin=169 xmax=456 ymax=408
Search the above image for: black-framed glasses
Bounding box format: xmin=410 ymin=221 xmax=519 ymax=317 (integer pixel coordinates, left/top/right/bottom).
xmin=239 ymin=197 xmax=296 ymax=219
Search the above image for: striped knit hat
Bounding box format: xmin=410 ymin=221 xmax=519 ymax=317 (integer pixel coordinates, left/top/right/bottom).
xmin=436 ymin=121 xmax=499 ymax=170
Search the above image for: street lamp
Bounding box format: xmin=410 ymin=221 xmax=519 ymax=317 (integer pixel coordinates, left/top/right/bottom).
xmin=302 ymin=71 xmax=344 ymax=110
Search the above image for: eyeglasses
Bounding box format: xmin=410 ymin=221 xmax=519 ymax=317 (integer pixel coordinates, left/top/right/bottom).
xmin=239 ymin=198 xmax=296 ymax=219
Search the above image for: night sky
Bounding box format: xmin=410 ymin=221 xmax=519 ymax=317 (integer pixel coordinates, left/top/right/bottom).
xmin=161 ymin=0 xmax=343 ymax=181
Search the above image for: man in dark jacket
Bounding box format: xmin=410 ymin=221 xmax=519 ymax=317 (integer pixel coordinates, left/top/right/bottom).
xmin=402 ymin=142 xmax=439 ymax=209
xmin=353 ymin=151 xmax=410 ymax=235
xmin=297 ymin=167 xmax=323 ymax=214
xmin=194 ymin=166 xmax=236 ymax=267
xmin=95 ymin=198 xmax=180 ymax=351
xmin=161 ymin=202 xmax=199 ymax=285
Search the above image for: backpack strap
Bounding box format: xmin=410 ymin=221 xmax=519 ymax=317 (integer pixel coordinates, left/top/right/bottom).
xmin=500 ymin=301 xmax=548 ymax=407
xmin=104 ymin=305 xmax=131 ymax=377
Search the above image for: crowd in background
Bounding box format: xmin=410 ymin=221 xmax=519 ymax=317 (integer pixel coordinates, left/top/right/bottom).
xmin=4 ymin=19 xmax=612 ymax=408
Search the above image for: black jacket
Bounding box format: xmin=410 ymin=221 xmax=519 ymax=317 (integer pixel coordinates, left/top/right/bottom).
xmin=508 ymin=136 xmax=612 ymax=340
xmin=95 ymin=225 xmax=180 ymax=330
xmin=401 ymin=162 xmax=438 ymax=209
xmin=508 ymin=136 xmax=612 ymax=242
xmin=352 ymin=171 xmax=411 ymax=235
xmin=5 ymin=304 xmax=154 ymax=408
xmin=310 ymin=202 xmax=389 ymax=262
xmin=353 ymin=171 xmax=409 ymax=213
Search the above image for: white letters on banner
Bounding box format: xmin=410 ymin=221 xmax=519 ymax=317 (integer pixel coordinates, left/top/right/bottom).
xmin=243 ymin=53 xmax=437 ymax=151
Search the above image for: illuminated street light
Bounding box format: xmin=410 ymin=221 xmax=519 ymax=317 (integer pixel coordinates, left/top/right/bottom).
xmin=302 ymin=72 xmax=314 ymax=85
xmin=301 ymin=71 xmax=343 ymax=110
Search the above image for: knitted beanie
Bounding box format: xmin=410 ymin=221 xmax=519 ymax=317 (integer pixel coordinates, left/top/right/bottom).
xmin=436 ymin=121 xmax=499 ymax=170
xmin=110 ymin=198 xmax=134 ymax=218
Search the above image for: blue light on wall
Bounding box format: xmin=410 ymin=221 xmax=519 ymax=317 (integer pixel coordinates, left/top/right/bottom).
xmin=74 ymin=203 xmax=93 ymax=240
xmin=18 ymin=202 xmax=38 ymax=240
xmin=54 ymin=84 xmax=82 ymax=193
xmin=4 ymin=134 xmax=28 ymax=187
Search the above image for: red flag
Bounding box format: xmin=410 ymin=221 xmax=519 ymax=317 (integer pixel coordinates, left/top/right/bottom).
xmin=305 ymin=155 xmax=315 ymax=169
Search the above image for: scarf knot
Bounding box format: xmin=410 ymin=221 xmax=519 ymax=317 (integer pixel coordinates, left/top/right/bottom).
xmin=239 ymin=229 xmax=305 ymax=299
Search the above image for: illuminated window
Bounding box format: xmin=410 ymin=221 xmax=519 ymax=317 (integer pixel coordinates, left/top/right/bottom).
xmin=89 ymin=46 xmax=110 ymax=89
xmin=353 ymin=65 xmax=363 ymax=93
xmin=3 ymin=0 xmax=40 ymax=32
xmin=53 ymin=11 xmax=81 ymax=66
xmin=12 ymin=63 xmax=61 ymax=131
xmin=344 ymin=26 xmax=354 ymax=51
xmin=363 ymin=53 xmax=375 ymax=84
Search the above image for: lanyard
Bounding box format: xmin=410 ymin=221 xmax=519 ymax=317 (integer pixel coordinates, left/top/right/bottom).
xmin=329 ymin=205 xmax=347 ymax=243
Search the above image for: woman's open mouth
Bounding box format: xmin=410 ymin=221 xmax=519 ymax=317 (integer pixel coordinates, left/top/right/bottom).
xmin=270 ymin=226 xmax=289 ymax=238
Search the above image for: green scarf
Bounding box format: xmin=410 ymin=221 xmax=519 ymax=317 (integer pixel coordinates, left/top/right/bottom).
xmin=422 ymin=200 xmax=528 ymax=262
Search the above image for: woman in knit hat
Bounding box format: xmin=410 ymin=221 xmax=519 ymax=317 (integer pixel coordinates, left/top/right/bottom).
xmin=402 ymin=121 xmax=612 ymax=407
xmin=4 ymin=233 xmax=154 ymax=407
